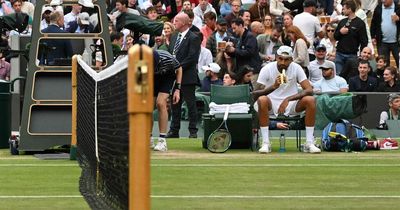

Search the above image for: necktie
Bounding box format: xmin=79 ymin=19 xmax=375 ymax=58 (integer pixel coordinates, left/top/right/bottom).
xmin=173 ymin=33 xmax=182 ymax=55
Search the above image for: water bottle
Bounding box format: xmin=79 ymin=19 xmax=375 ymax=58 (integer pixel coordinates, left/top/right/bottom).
xmin=279 ymin=133 xmax=286 ymax=152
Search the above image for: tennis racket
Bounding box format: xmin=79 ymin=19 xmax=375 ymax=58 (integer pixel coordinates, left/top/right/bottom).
xmin=207 ymin=105 xmax=231 ymax=153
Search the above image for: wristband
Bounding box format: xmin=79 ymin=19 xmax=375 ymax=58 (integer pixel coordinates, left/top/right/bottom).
xmin=175 ymin=83 xmax=181 ymax=90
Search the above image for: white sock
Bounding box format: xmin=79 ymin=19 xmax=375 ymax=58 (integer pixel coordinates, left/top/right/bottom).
xmin=260 ymin=126 xmax=270 ymax=145
xmin=306 ymin=126 xmax=314 ymax=144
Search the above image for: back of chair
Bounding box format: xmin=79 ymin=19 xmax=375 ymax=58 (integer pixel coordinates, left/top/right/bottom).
xmin=210 ymin=84 xmax=250 ymax=104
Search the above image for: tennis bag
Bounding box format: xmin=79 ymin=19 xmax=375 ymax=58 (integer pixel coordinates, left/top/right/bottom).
xmin=322 ymin=119 xmax=368 ymax=152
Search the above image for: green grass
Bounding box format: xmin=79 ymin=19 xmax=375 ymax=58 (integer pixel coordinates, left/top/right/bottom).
xmin=1 ymin=138 xmax=400 ymax=209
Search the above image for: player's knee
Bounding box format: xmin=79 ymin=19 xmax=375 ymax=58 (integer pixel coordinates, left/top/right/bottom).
xmin=257 ymin=95 xmax=270 ymax=108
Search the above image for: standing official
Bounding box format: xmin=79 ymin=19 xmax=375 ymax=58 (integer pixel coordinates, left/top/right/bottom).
xmin=166 ymin=12 xmax=201 ymax=138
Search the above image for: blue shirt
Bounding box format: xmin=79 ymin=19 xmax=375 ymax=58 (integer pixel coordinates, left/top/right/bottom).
xmin=381 ymin=2 xmax=397 ymax=43
xmin=200 ymin=77 xmax=223 ymax=92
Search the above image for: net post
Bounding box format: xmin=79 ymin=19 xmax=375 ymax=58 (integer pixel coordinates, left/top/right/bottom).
xmin=70 ymin=55 xmax=78 ymax=160
xmin=127 ymin=44 xmax=153 ymax=210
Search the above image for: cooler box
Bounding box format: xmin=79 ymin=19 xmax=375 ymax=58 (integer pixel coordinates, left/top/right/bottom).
xmin=202 ymin=113 xmax=253 ymax=149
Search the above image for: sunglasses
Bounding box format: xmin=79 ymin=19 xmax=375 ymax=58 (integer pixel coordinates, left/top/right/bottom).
xmin=327 ymin=30 xmax=335 ymax=32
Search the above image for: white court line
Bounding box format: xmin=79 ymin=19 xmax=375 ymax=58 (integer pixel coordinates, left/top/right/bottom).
xmin=152 ymin=195 xmax=400 ymax=199
xmin=0 ymin=164 xmax=77 ymax=167
xmin=151 ymin=164 xmax=400 ymax=167
xmin=0 ymin=195 xmax=82 ymax=198
xmin=1 ymin=195 xmax=399 ymax=199
xmin=0 ymin=163 xmax=399 ymax=167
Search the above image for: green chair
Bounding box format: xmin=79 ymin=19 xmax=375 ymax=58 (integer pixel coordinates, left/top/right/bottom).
xmin=202 ymin=85 xmax=254 ymax=149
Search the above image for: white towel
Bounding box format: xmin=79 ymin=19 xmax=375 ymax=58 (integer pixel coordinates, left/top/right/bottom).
xmin=209 ymin=102 xmax=250 ymax=115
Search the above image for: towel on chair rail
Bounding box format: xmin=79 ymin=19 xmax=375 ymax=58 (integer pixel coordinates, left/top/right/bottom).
xmin=209 ymin=102 xmax=250 ymax=115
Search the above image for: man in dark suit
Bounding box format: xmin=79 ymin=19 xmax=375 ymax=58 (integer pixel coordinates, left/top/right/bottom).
xmin=166 ymin=12 xmax=201 ymax=138
xmin=40 ymin=11 xmax=73 ymax=65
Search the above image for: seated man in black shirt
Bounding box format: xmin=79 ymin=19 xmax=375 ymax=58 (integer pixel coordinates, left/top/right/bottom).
xmin=348 ymin=60 xmax=378 ymax=92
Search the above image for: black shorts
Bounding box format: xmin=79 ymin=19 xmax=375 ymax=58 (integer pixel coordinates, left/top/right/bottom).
xmin=154 ymin=75 xmax=175 ymax=97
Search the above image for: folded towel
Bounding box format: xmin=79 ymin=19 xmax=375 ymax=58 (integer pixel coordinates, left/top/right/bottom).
xmin=209 ymin=102 xmax=250 ymax=115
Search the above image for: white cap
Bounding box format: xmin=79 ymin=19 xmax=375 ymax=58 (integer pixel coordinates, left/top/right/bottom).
xmin=78 ymin=12 xmax=90 ymax=25
xmin=41 ymin=6 xmax=54 ymax=15
xmin=202 ymin=63 xmax=221 ymax=73
xmin=276 ymin=46 xmax=293 ymax=58
xmin=78 ymin=0 xmax=94 ymax=8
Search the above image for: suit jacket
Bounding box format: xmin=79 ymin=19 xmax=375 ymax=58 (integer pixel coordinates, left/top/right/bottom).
xmin=168 ymin=30 xmax=201 ymax=85
xmin=370 ymin=3 xmax=400 ymax=45
xmin=41 ymin=24 xmax=73 ymax=65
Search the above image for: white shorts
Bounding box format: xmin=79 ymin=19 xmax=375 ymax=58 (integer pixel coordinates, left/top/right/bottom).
xmin=254 ymin=99 xmax=301 ymax=118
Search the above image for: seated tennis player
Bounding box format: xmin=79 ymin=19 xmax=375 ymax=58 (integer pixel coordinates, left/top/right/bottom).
xmin=255 ymin=45 xmax=320 ymax=154
xmin=152 ymin=50 xmax=182 ymax=152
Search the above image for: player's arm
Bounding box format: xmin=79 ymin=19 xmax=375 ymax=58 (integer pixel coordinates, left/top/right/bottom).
xmin=172 ymin=66 xmax=182 ymax=104
xmin=252 ymin=75 xmax=281 ymax=101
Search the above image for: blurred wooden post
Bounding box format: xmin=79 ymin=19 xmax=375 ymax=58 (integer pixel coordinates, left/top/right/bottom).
xmin=127 ymin=44 xmax=153 ymax=210
xmin=70 ymin=55 xmax=78 ymax=160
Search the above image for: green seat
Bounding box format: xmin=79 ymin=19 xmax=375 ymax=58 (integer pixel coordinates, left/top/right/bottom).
xmin=202 ymin=85 xmax=253 ymax=149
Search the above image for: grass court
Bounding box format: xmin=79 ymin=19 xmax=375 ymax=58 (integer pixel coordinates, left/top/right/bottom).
xmin=0 ymin=138 xmax=399 ymax=210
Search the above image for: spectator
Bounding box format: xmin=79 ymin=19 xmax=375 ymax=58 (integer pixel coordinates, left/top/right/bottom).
xmin=197 ymin=32 xmax=213 ymax=73
xmin=313 ymin=62 xmax=348 ymax=93
xmin=223 ymin=71 xmax=236 ymax=86
xmin=21 ymin=0 xmax=34 ymax=18
xmin=183 ymin=9 xmax=201 ymax=32
xmin=181 ymin=0 xmax=202 ymax=29
xmin=354 ymin=0 xmax=374 ymax=58
xmin=0 ymin=0 xmax=13 ymax=16
xmin=377 ymin=93 xmax=400 ymax=129
xmin=199 ymin=63 xmax=223 ymax=92
xmin=262 ymin=14 xmax=273 ymax=35
xmin=376 ymin=66 xmax=400 ymax=92
xmin=319 ymin=23 xmax=337 ymax=61
xmin=40 ymin=11 xmax=73 ymax=66
xmin=220 ymin=0 xmax=233 ymax=17
xmin=206 ymin=18 xmax=230 ymax=60
xmin=215 ymin=47 xmax=236 ymax=76
xmin=224 ymin=0 xmax=241 ymax=27
xmin=248 ymin=0 xmax=270 ymax=22
xmin=200 ymin=11 xmax=216 ymax=47
xmin=348 ymin=60 xmax=378 ymax=92
xmin=308 ymin=44 xmax=336 ymax=84
xmin=225 ymin=18 xmax=261 ymax=83
xmin=163 ymin=22 xmax=175 ymax=47
xmin=281 ymin=13 xmax=293 ymax=46
xmin=257 ymin=26 xmax=283 ymax=66
xmin=111 ymin=32 xmax=124 ymax=59
xmin=256 ymin=45 xmax=320 ymax=154
xmin=64 ymin=4 xmax=82 ymax=31
xmin=334 ymin=0 xmax=368 ymax=75
xmin=235 ymin=65 xmax=254 ymax=91
xmin=286 ymin=25 xmax=310 ymax=75
xmin=269 ymin=0 xmax=290 ymax=17
xmin=370 ymin=0 xmax=400 ymax=68
xmin=66 ymin=12 xmax=95 ymax=33
xmin=340 ymin=47 xmax=374 ymax=81
xmin=375 ymin=55 xmax=387 ymax=84
xmin=293 ymin=0 xmax=324 ymax=61
xmin=124 ymin=34 xmax=134 ymax=50
xmin=250 ymin=21 xmax=265 ymax=37
xmin=40 ymin=6 xmax=53 ymax=30
xmin=239 ymin=10 xmax=252 ymax=30
xmin=193 ymin=0 xmax=217 ymax=25
xmin=0 ymin=53 xmax=11 ymax=81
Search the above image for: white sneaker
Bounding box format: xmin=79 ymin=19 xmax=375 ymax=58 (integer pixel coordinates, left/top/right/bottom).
xmin=259 ymin=143 xmax=271 ymax=154
xmin=154 ymin=138 xmax=167 ymax=152
xmin=304 ymin=143 xmax=321 ymax=154
xmin=50 ymin=0 xmax=62 ymax=6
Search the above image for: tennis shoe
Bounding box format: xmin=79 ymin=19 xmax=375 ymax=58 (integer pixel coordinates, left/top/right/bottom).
xmin=150 ymin=137 xmax=156 ymax=149
xmin=154 ymin=138 xmax=168 ymax=152
xmin=303 ymin=143 xmax=321 ymax=153
xmin=259 ymin=143 xmax=271 ymax=153
xmin=380 ymin=138 xmax=399 ymax=150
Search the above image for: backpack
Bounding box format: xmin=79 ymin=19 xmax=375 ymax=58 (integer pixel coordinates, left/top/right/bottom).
xmin=322 ymin=119 xmax=368 ymax=152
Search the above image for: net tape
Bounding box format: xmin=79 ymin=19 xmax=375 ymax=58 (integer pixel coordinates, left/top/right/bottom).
xmin=76 ymin=55 xmax=130 ymax=210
